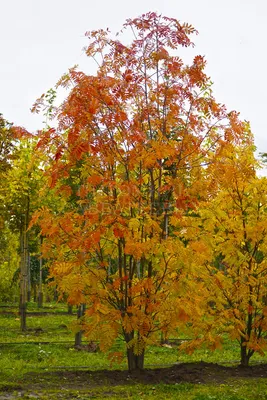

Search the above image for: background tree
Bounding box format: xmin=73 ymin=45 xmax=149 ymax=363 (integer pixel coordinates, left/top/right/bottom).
xmin=0 ymin=114 xmax=18 ymax=174
xmin=0 ymin=224 xmax=20 ymax=302
xmin=0 ymin=114 xmax=21 ymax=302
xmin=181 ymin=142 xmax=267 ymax=366
xmin=3 ymin=135 xmax=47 ymax=329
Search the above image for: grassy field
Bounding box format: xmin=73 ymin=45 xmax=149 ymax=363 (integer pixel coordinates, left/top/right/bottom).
xmin=0 ymin=302 xmax=267 ymax=399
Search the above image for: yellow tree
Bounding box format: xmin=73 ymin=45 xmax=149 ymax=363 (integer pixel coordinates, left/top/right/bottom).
xmin=182 ymin=142 xmax=267 ymax=366
xmin=0 ymin=115 xmax=20 ymax=301
xmin=3 ymin=133 xmax=48 ymax=329
xmin=33 ymin=13 xmax=249 ymax=370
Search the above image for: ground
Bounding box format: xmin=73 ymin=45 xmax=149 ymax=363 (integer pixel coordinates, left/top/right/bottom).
xmin=1 ymin=362 xmax=267 ymax=399
xmin=1 ymin=304 xmax=267 ymax=399
xmin=24 ymin=361 xmax=267 ymax=385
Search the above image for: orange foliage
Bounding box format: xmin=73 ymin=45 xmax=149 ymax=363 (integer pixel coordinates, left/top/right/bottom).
xmin=32 ymin=12 xmax=251 ymax=370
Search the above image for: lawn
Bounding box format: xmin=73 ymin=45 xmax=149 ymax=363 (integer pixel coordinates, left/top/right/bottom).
xmin=0 ymin=302 xmax=267 ymax=399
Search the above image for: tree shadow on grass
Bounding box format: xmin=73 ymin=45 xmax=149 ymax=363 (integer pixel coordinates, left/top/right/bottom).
xmin=21 ymin=361 xmax=267 ymax=390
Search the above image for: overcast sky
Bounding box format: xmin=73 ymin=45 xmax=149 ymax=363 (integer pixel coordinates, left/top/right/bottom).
xmin=1 ymin=0 xmax=266 ymax=155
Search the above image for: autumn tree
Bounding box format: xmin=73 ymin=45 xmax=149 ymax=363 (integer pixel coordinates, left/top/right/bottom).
xmin=0 ymin=114 xmax=18 ymax=227
xmin=33 ymin=12 xmax=249 ymax=370
xmin=0 ymin=224 xmax=20 ymax=302
xmin=180 ymin=142 xmax=267 ymax=366
xmin=0 ymin=114 xmax=17 ymax=172
xmin=2 ymin=133 xmax=47 ymax=329
xmin=0 ymin=115 xmax=18 ymax=296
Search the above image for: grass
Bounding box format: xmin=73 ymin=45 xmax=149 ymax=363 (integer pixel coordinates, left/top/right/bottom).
xmin=0 ymin=302 xmax=267 ymax=399
xmin=101 ymin=382 xmax=267 ymax=400
xmin=3 ymin=380 xmax=267 ymax=399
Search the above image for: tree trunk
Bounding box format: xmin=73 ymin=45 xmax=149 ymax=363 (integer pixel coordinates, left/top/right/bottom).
xmin=33 ymin=283 xmax=37 ymax=302
xmin=38 ymin=239 xmax=43 ymax=308
xmin=125 ymin=331 xmax=145 ymax=371
xmin=240 ymin=345 xmax=250 ymax=366
xmin=38 ymin=291 xmax=44 ymax=308
xmin=27 ymin=254 xmax=31 ymax=302
xmin=160 ymin=331 xmax=168 ymax=344
xmin=67 ymin=304 xmax=73 ymax=314
xmin=75 ymin=304 xmax=86 ymax=347
xmin=127 ymin=347 xmax=145 ymax=371
xmin=53 ymin=288 xmax=58 ymax=301
xmin=19 ymin=299 xmax=26 ymax=331
xmin=19 ymin=226 xmax=26 ymax=331
xmin=19 ymin=202 xmax=29 ymax=331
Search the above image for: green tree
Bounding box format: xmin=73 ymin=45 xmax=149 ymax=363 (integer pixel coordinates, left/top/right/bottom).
xmin=0 ymin=224 xmax=20 ymax=302
xmin=3 ymin=137 xmax=45 ymax=329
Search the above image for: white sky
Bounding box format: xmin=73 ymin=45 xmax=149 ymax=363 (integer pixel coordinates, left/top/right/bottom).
xmin=1 ymin=0 xmax=266 ymax=155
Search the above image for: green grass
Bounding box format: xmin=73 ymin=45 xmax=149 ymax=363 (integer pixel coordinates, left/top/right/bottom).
xmin=0 ymin=300 xmax=70 ymax=313
xmin=0 ymin=315 xmax=74 ymax=343
xmin=106 ymin=381 xmax=267 ymax=400
xmin=2 ymin=381 xmax=267 ymax=399
xmin=0 ymin=302 xmax=75 ymax=344
xmin=1 ymin=303 xmax=267 ymax=399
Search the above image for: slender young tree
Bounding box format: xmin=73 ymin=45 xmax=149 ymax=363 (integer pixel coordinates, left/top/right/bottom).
xmin=179 ymin=143 xmax=267 ymax=366
xmin=0 ymin=115 xmax=20 ymax=302
xmin=33 ymin=13 xmax=249 ymax=370
xmin=3 ymin=135 xmax=46 ymax=329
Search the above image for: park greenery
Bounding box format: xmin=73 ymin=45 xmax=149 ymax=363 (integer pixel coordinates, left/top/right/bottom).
xmin=1 ymin=11 xmax=267 ymax=398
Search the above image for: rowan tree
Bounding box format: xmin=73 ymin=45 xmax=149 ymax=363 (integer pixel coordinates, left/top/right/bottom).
xmin=180 ymin=143 xmax=267 ymax=366
xmin=33 ymin=12 xmax=249 ymax=370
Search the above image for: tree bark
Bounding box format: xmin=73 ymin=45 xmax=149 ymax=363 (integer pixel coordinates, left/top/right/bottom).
xmin=19 ymin=300 xmax=26 ymax=331
xmin=19 ymin=201 xmax=29 ymax=331
xmin=33 ymin=283 xmax=37 ymax=302
xmin=27 ymin=254 xmax=31 ymax=302
xmin=53 ymin=288 xmax=58 ymax=301
xmin=75 ymin=303 xmax=86 ymax=347
xmin=38 ymin=238 xmax=43 ymax=308
xmin=67 ymin=304 xmax=73 ymax=314
xmin=125 ymin=331 xmax=145 ymax=371
xmin=127 ymin=347 xmax=145 ymax=371
xmin=240 ymin=334 xmax=255 ymax=366
xmin=240 ymin=346 xmax=249 ymax=366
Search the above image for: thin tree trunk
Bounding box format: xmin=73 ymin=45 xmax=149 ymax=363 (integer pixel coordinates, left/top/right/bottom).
xmin=38 ymin=237 xmax=43 ymax=308
xmin=67 ymin=304 xmax=73 ymax=314
xmin=240 ymin=345 xmax=250 ymax=366
xmin=33 ymin=283 xmax=37 ymax=302
xmin=75 ymin=303 xmax=86 ymax=347
xmin=240 ymin=337 xmax=254 ymax=367
xmin=27 ymin=254 xmax=31 ymax=302
xmin=53 ymin=288 xmax=58 ymax=301
xmin=19 ymin=200 xmax=29 ymax=331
